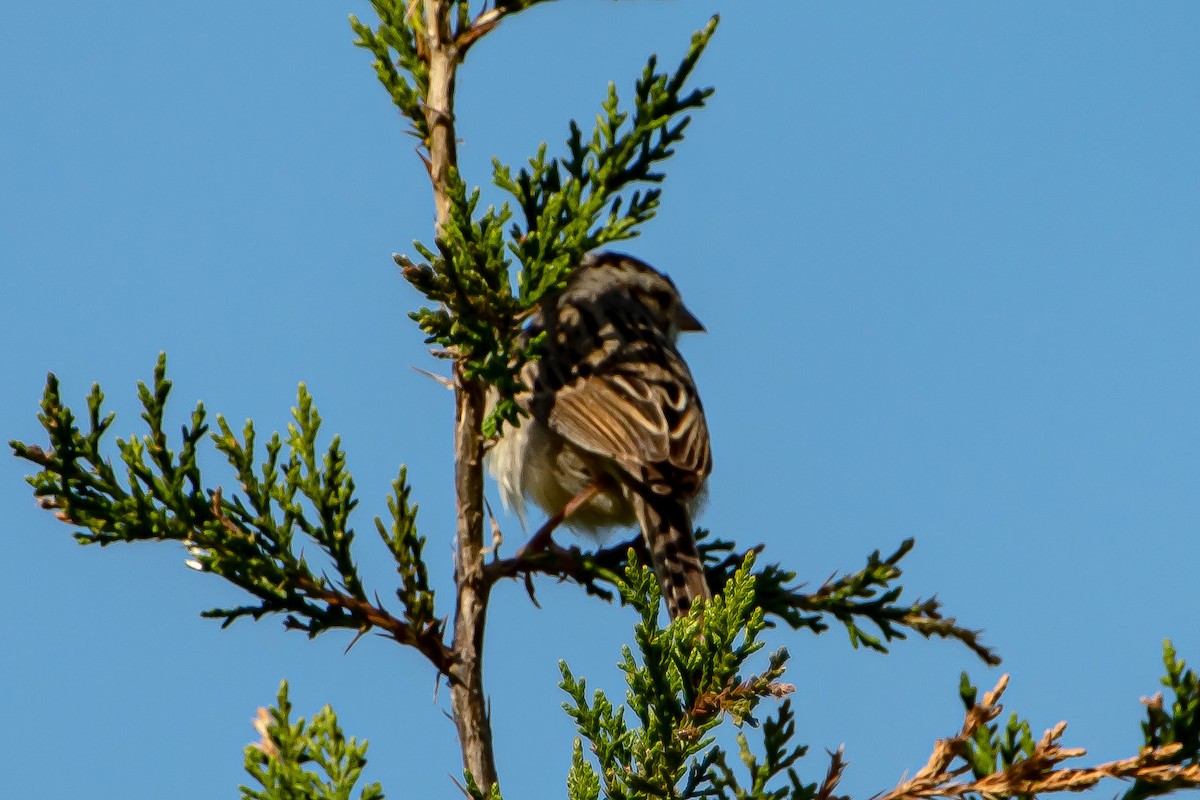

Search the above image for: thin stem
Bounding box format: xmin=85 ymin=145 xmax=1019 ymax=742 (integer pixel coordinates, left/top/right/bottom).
xmin=295 ymin=577 xmax=455 ymax=674
xmin=420 ymin=0 xmax=498 ymax=791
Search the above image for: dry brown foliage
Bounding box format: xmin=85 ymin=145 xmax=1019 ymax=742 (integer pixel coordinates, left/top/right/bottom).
xmin=860 ymin=675 xmax=1200 ymax=800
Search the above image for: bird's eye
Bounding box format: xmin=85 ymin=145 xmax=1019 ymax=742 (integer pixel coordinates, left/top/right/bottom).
xmin=651 ymin=289 xmax=674 ymax=309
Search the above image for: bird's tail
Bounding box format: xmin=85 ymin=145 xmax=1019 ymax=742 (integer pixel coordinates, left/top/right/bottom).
xmin=635 ymin=495 xmax=712 ymax=620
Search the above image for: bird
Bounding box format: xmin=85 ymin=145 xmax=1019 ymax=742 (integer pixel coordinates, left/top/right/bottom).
xmin=487 ymin=251 xmax=713 ymax=619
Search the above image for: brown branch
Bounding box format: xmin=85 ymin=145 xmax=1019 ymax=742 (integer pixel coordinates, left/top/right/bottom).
xmin=872 ymin=675 xmax=1200 ymax=800
xmin=207 ymin=491 xmax=457 ymax=676
xmin=447 ymin=364 xmax=496 ymax=791
xmin=424 ymin=0 xmax=457 ymax=226
xmin=455 ymin=18 xmax=498 ymax=54
xmin=296 ymin=577 xmax=455 ymax=676
xmin=417 ymin=1 xmax=498 ymax=790
xmin=456 ymin=1 xmax=553 ymax=55
xmin=482 ymin=533 xmax=646 ymax=601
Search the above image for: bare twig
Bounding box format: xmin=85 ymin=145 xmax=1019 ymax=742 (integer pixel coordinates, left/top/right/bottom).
xmin=297 ymin=577 xmax=454 ymax=675
xmin=411 ymin=365 xmax=454 ymax=390
xmin=483 ymin=533 xmax=647 ymax=601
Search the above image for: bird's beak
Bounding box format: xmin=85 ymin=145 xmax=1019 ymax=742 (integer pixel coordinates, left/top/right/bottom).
xmin=676 ymin=303 xmax=706 ymax=333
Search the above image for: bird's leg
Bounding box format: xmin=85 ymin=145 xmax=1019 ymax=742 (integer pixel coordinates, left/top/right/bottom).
xmin=516 ymin=482 xmax=604 ymax=558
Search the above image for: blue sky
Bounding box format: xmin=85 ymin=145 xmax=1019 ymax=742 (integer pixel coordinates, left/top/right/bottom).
xmin=3 ymin=2 xmax=1198 ymax=798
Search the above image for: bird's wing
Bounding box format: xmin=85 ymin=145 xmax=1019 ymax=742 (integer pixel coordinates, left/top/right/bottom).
xmin=544 ymin=355 xmax=710 ymax=492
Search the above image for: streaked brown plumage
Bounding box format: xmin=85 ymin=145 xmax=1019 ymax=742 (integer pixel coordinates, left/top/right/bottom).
xmin=487 ymin=251 xmax=712 ymax=618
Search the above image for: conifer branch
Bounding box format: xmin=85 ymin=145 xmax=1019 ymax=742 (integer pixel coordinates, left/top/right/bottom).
xmin=10 ymin=357 xmax=453 ymax=674
xmin=486 ymin=533 xmax=1000 ymax=666
xmin=730 ymin=537 xmax=1002 ymax=666
xmin=873 ymin=674 xmax=1200 ymax=800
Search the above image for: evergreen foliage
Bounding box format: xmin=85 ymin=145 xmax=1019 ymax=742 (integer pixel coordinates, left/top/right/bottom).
xmin=559 ymin=555 xmax=812 ymax=800
xmin=242 ymin=682 xmax=384 ymax=800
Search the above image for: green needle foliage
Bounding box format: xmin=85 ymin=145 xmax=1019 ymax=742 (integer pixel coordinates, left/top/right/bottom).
xmin=350 ymin=2 xmax=429 ymax=144
xmin=560 ymin=555 xmax=812 ymax=800
xmin=958 ymin=673 xmax=1039 ymax=785
xmin=396 ymin=16 xmax=718 ymax=433
xmin=242 ymin=682 xmax=384 ymax=800
xmin=1126 ymin=642 xmax=1200 ymax=800
xmin=11 ymin=355 xmax=447 ymax=666
xmin=496 ymin=17 xmax=718 ymax=298
xmin=701 ymin=535 xmax=1000 ymax=665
